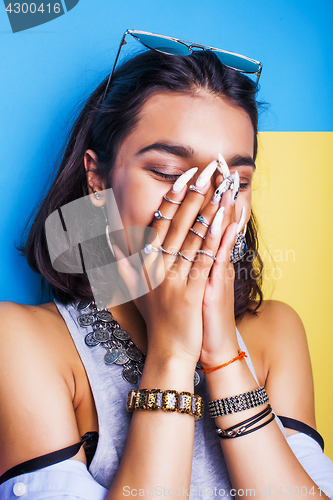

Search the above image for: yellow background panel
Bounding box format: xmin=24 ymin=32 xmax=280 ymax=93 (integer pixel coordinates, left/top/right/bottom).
xmin=253 ymin=132 xmax=333 ymax=461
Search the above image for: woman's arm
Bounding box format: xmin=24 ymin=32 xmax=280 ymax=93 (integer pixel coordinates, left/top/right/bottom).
xmin=203 ymin=295 xmax=333 ymax=499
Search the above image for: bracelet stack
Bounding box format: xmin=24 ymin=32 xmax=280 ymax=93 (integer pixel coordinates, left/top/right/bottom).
xmin=127 ymin=389 xmax=204 ymax=421
xmin=208 ymin=386 xmax=269 ymax=417
xmin=216 ymin=404 xmax=275 ymax=439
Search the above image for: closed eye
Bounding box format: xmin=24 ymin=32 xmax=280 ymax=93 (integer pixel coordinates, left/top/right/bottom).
xmin=150 ymin=169 xmax=182 ymax=181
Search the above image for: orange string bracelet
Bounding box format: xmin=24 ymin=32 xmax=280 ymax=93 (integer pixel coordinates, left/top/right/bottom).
xmin=200 ymin=349 xmax=248 ymax=373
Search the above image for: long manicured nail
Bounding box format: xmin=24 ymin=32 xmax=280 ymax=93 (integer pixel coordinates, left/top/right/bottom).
xmin=212 ymin=178 xmax=230 ymax=204
xmin=231 ymin=171 xmax=240 ymax=206
xmin=195 ymin=160 xmax=217 ymax=189
xmin=237 ymin=206 xmax=246 ymax=233
xmin=172 ymin=167 xmax=198 ymax=193
xmin=217 ymin=153 xmax=230 ymax=179
xmin=210 ymin=207 xmax=225 ymax=237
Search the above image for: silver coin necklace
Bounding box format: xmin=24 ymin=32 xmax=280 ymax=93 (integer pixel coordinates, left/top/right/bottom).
xmin=76 ymin=300 xmax=201 ymax=386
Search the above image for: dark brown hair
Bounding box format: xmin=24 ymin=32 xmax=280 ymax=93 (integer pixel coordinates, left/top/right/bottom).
xmin=21 ymin=49 xmax=263 ymax=317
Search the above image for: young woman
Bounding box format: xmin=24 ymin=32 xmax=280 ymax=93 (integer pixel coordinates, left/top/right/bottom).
xmin=1 ymin=31 xmax=332 ymax=499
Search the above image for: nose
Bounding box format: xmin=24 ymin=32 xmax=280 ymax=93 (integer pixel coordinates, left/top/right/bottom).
xmin=198 ymin=172 xmax=224 ymax=212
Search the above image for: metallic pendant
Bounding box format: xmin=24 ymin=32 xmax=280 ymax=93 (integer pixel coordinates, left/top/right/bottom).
xmin=127 ymin=345 xmax=143 ymax=362
xmin=114 ymin=349 xmax=130 ymax=365
xmin=104 ymin=349 xmax=120 ymax=365
xmin=113 ymin=327 xmax=131 ymax=341
xmin=194 ymin=370 xmax=200 ymax=387
xmin=78 ymin=313 xmax=95 ymax=327
xmin=85 ymin=332 xmax=100 ymax=347
xmin=93 ymin=328 xmax=111 ymax=343
xmin=96 ymin=310 xmax=114 ymax=323
xmin=122 ymin=366 xmax=139 ymax=384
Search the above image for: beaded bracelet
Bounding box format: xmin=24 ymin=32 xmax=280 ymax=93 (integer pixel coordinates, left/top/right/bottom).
xmin=208 ymin=386 xmax=269 ymax=418
xmin=126 ymin=389 xmax=204 ymax=421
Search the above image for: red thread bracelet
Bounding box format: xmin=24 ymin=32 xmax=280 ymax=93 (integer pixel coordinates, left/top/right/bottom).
xmin=200 ymin=349 xmax=248 ymax=373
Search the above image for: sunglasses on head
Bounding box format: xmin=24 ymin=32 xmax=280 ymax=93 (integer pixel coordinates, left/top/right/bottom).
xmin=103 ymin=29 xmax=262 ymax=100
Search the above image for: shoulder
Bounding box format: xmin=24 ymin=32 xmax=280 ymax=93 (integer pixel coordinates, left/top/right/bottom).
xmin=0 ymin=301 xmax=84 ymax=475
xmin=238 ymin=300 xmax=316 ymax=431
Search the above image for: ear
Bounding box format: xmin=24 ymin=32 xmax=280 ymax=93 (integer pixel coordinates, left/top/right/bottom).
xmin=84 ymin=149 xmax=106 ymax=207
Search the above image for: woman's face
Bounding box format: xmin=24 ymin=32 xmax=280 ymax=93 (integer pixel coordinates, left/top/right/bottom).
xmin=109 ymin=90 xmax=255 ymax=233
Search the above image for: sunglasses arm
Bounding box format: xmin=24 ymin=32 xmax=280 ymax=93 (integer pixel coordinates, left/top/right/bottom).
xmin=103 ymin=31 xmax=130 ymax=101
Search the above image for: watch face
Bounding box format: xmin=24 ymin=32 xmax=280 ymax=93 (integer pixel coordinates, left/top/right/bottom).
xmin=162 ymin=390 xmax=179 ymax=412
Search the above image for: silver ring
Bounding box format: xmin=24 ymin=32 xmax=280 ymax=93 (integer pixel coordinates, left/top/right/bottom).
xmin=160 ymin=246 xmax=178 ymax=256
xmin=178 ymin=252 xmax=195 ymax=263
xmin=189 ymin=185 xmax=206 ymax=197
xmin=196 ymin=215 xmax=210 ymax=228
xmin=163 ymin=194 xmax=182 ymax=205
xmin=190 ymin=228 xmax=205 ymax=239
xmin=197 ymin=250 xmax=216 ymax=261
xmin=154 ymin=210 xmax=173 ymax=220
xmin=144 ymin=244 xmax=160 ymax=255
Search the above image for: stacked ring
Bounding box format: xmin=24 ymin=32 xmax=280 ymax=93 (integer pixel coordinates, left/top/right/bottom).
xmin=163 ymin=194 xmax=182 ymax=205
xmin=189 ymin=185 xmax=205 ymax=197
xmin=178 ymin=252 xmax=195 ymax=263
xmin=190 ymin=228 xmax=205 ymax=239
xmin=196 ymin=215 xmax=210 ymax=228
xmin=197 ymin=250 xmax=216 ymax=261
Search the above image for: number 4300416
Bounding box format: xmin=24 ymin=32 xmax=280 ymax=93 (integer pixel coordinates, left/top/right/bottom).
xmin=6 ymin=3 xmax=61 ymax=14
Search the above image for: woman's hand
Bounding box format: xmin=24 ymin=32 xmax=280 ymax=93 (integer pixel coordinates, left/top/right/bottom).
xmin=200 ymin=188 xmax=242 ymax=369
xmin=112 ymin=161 xmax=230 ymax=369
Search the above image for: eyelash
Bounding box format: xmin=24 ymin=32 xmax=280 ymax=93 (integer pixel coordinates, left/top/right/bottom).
xmin=151 ymin=170 xmax=181 ymax=181
xmin=152 ymin=170 xmax=250 ymax=188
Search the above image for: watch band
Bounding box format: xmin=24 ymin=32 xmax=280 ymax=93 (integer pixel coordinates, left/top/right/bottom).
xmin=127 ymin=389 xmax=203 ymax=420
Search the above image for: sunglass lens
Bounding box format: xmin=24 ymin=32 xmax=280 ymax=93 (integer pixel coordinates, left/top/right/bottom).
xmin=133 ymin=33 xmax=190 ymax=56
xmin=214 ymin=50 xmax=259 ymax=74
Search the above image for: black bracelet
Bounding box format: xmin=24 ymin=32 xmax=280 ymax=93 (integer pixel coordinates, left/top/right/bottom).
xmin=217 ymin=412 xmax=276 ymax=439
xmin=216 ymin=404 xmax=272 ymax=437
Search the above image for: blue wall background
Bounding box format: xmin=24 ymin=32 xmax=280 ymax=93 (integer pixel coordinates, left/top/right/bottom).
xmin=1 ymin=0 xmax=332 ymax=303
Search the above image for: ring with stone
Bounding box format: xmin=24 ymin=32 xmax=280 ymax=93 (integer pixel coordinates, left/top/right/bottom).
xmin=144 ymin=244 xmax=160 ymax=255
xmin=154 ymin=210 xmax=173 ymax=220
xmin=196 ymin=215 xmax=210 ymax=228
xmin=189 ymin=185 xmax=206 ymax=197
xmin=163 ymin=194 xmax=182 ymax=205
xmin=197 ymin=250 xmax=216 ymax=261
xmin=190 ymin=228 xmax=205 ymax=239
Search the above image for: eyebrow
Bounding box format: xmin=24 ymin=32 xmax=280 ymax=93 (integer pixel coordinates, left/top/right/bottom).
xmin=227 ymin=155 xmax=256 ymax=169
xmin=136 ymin=143 xmax=256 ymax=169
xmin=136 ymin=142 xmax=195 ymax=159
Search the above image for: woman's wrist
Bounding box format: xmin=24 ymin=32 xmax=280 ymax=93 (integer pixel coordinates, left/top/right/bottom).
xmin=139 ymin=353 xmax=196 ymax=393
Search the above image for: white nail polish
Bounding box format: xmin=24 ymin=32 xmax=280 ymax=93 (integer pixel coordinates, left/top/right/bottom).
xmin=172 ymin=167 xmax=198 ymax=193
xmin=237 ymin=206 xmax=246 ymax=233
xmin=217 ymin=153 xmax=230 ymax=179
xmin=195 ymin=160 xmax=217 ymax=189
xmin=210 ymin=207 xmax=225 ymax=236
xmin=212 ymin=178 xmax=230 ymax=204
xmin=231 ymin=171 xmax=240 ymax=206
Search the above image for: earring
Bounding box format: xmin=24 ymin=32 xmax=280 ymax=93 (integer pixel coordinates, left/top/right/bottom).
xmin=230 ymin=207 xmax=248 ymax=263
xmin=94 ymin=190 xmax=102 ymax=200
xmin=101 ymin=206 xmax=116 ymax=258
